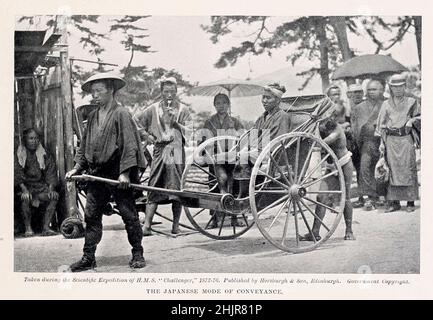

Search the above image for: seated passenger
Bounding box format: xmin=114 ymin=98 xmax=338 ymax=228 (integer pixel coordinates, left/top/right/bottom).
xmin=201 ymin=93 xmax=244 ymax=228
xmin=233 ymin=83 xmax=293 ymax=197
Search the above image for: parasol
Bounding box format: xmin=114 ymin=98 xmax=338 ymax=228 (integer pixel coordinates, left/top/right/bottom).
xmin=188 ymin=77 xmax=264 ymax=114
xmin=332 ymin=54 xmax=408 ymax=80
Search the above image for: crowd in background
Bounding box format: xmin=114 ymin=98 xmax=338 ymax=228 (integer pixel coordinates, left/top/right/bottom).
xmin=325 ymin=71 xmax=421 ymax=213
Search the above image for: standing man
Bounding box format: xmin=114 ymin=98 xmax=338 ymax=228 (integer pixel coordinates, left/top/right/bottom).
xmin=66 ymin=73 xmax=147 ymax=272
xmin=326 ymin=84 xmax=350 ymax=128
xmin=351 ymin=79 xmax=386 ymax=211
xmin=346 ymin=84 xmax=364 ymax=119
xmin=133 ymin=77 xmax=192 ymax=236
xmin=376 ymin=74 xmax=420 ymax=212
xmin=346 ymin=84 xmax=365 ymax=208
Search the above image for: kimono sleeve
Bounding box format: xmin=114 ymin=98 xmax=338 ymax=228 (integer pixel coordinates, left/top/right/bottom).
xmin=272 ymin=111 xmax=291 ymax=139
xmin=14 ymin=154 xmax=25 ymax=187
xmin=375 ymin=102 xmax=389 ymax=138
xmin=199 ymin=119 xmax=216 ymax=145
xmin=73 ymin=127 xmax=89 ymax=172
xmin=351 ymin=106 xmax=362 ymax=145
xmin=176 ymin=109 xmax=194 ymax=143
xmin=133 ymin=107 xmax=153 ymax=142
xmin=117 ymin=109 xmax=147 ymax=174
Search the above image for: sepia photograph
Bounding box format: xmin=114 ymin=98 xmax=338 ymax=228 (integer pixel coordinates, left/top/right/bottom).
xmin=10 ymin=12 xmax=422 ymax=276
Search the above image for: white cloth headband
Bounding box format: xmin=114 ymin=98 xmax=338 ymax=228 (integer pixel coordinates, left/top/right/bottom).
xmin=160 ymin=76 xmax=177 ymax=85
xmin=264 ymin=86 xmax=284 ymax=98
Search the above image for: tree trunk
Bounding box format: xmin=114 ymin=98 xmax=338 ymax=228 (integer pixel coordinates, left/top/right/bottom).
xmin=413 ymin=16 xmax=422 ymax=66
xmin=329 ymin=16 xmax=353 ymax=61
xmin=329 ymin=16 xmax=355 ymax=86
xmin=315 ymin=17 xmax=330 ymax=91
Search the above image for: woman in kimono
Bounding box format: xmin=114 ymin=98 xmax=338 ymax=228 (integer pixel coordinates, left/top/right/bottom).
xmin=201 ymin=93 xmax=244 ymax=228
xmin=134 ymin=77 xmax=193 ymax=235
xmin=376 ymin=74 xmax=421 ymax=212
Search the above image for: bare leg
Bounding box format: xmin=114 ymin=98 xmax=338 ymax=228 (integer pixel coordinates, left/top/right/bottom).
xmin=343 ymin=161 xmax=355 ymax=240
xmin=214 ymin=165 xmax=229 ymax=194
xmin=171 ymin=201 xmax=182 ymax=234
xmin=42 ymin=199 xmax=58 ymax=236
xmin=20 ymin=202 xmax=34 ymax=237
xmin=343 ymin=200 xmax=355 ymax=240
xmin=143 ymin=203 xmax=157 ymax=236
xmin=311 ymin=195 xmax=327 ymax=237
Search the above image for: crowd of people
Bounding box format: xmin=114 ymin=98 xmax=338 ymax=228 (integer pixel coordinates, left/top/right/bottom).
xmin=325 ymin=73 xmax=420 ymax=213
xmin=14 ymin=70 xmax=421 ymax=272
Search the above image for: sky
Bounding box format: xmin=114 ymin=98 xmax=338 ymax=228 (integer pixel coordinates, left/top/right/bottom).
xmin=16 ymin=15 xmax=419 ymax=83
xmin=15 ymin=15 xmax=420 ymax=120
xmin=71 ymin=16 xmax=419 ymax=83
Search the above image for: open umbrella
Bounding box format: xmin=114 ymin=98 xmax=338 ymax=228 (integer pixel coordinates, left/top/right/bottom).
xmin=332 ymin=54 xmax=408 ymax=80
xmin=188 ymin=77 xmax=264 ymax=114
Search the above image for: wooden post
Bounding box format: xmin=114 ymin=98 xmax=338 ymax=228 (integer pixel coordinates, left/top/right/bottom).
xmin=57 ymin=15 xmax=78 ymax=220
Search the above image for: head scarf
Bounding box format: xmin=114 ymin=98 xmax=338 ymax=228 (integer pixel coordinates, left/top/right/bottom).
xmin=264 ymin=85 xmax=284 ymax=99
xmin=17 ymin=143 xmax=46 ymax=170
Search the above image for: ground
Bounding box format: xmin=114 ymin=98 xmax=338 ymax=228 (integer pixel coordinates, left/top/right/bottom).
xmin=14 ymin=202 xmax=419 ymax=274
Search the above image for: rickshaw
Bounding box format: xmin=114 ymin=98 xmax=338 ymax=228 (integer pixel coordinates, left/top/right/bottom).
xmin=62 ymin=95 xmax=347 ymax=254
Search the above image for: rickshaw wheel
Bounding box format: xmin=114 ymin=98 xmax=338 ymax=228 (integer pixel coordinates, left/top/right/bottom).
xmin=182 ymin=135 xmax=254 ymax=240
xmin=249 ymin=132 xmax=345 ymax=253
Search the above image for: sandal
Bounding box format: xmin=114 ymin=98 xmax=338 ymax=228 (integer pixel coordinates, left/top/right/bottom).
xmin=385 ymin=204 xmax=401 ymax=213
xmin=129 ymin=255 xmax=146 ymax=269
xmin=41 ymin=229 xmax=58 ymax=237
xmin=363 ymin=200 xmax=375 ymax=211
xmin=406 ymin=206 xmax=416 ymax=212
xmin=298 ymin=233 xmax=321 ymax=242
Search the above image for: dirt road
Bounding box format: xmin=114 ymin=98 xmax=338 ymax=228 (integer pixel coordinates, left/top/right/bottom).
xmin=14 ymin=202 xmax=419 ymax=274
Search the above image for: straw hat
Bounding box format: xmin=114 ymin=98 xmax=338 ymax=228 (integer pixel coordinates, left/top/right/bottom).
xmin=388 ymin=74 xmax=406 ymax=86
xmin=81 ymin=72 xmax=126 ymax=93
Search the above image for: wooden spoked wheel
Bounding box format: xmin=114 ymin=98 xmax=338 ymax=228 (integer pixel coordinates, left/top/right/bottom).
xmin=182 ymin=136 xmax=254 ymax=240
xmin=249 ymin=132 xmax=346 ymax=253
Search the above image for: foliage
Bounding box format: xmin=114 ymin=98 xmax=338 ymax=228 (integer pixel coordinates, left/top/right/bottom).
xmin=18 ymin=15 xmax=107 ymax=56
xmin=201 ymin=16 xmax=421 ymax=91
xmin=17 ymin=15 xmax=195 ymax=112
xmin=202 ymin=16 xmax=346 ymax=91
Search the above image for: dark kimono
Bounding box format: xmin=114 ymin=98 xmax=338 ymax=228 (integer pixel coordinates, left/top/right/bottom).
xmin=73 ymin=100 xmax=146 ymax=260
xmin=203 ymin=113 xmax=244 ymax=139
xmin=74 ymin=100 xmax=147 ymax=178
xmin=133 ymin=100 xmax=192 ymax=204
xmin=235 ymin=106 xmax=292 ymax=179
xmin=351 ymin=99 xmax=386 ymax=198
xmin=15 ymin=149 xmax=57 ymax=204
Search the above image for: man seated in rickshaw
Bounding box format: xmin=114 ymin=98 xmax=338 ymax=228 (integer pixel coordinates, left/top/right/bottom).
xmin=299 ymin=104 xmax=356 ymax=241
xmin=198 ymin=83 xmax=293 ymax=201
